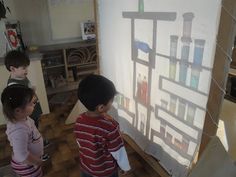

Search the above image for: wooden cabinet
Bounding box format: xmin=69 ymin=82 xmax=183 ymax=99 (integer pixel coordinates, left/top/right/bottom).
xmin=40 ymin=40 xmax=98 ymax=95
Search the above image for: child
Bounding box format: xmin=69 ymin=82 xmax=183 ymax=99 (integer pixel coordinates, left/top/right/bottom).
xmin=75 ymin=74 xmax=131 ymax=177
xmin=1 ymin=85 xmax=44 ymax=177
xmin=4 ymin=50 xmax=50 ymax=160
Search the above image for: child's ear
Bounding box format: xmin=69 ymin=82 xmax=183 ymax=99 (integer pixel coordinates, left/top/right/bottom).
xmin=9 ymin=66 xmax=16 ymax=72
xmin=15 ymin=108 xmax=22 ymax=112
xmin=14 ymin=108 xmax=22 ymax=115
xmin=97 ymin=104 xmax=105 ymax=113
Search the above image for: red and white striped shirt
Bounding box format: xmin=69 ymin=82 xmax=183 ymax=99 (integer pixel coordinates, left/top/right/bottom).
xmin=74 ymin=113 xmax=130 ymax=177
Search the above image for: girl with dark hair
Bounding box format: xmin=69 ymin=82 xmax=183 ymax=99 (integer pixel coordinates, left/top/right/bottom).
xmin=1 ymin=85 xmax=44 ymax=177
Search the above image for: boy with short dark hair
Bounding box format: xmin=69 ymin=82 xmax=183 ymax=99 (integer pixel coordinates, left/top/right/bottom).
xmin=4 ymin=50 xmax=50 ymax=161
xmin=75 ymin=74 xmax=131 ymax=177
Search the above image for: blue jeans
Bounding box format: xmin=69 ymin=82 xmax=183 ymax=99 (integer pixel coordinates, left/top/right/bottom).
xmin=81 ymin=170 xmax=119 ymax=177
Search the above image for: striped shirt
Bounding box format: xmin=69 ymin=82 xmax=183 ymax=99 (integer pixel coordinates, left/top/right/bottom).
xmin=74 ymin=113 xmax=125 ymax=177
xmin=6 ymin=117 xmax=43 ymax=177
xmin=11 ymin=159 xmax=42 ymax=177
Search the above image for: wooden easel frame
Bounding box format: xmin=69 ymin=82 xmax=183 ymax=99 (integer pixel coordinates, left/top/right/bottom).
xmin=199 ymin=0 xmax=236 ymax=156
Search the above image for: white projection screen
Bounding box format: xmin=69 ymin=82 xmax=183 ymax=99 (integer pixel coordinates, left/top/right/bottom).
xmin=97 ymin=0 xmax=221 ymax=176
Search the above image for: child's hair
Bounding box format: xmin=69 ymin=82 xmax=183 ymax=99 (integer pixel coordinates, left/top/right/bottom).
xmin=4 ymin=50 xmax=30 ymax=71
xmin=78 ymin=74 xmax=117 ymax=111
xmin=1 ymin=84 xmax=34 ymax=122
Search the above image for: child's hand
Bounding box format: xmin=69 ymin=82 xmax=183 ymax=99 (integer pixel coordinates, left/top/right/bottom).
xmin=120 ymin=169 xmax=132 ymax=176
xmin=24 ymin=154 xmax=42 ymax=167
xmin=33 ymin=159 xmax=42 ymax=168
xmin=120 ymin=170 xmax=127 ymax=175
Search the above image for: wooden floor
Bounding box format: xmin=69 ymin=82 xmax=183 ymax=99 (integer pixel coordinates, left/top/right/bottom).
xmin=0 ymin=91 xmax=161 ymax=177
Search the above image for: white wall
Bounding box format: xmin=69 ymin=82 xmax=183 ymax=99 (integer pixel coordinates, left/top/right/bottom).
xmin=4 ymin=0 xmax=17 ymax=20
xmin=47 ymin=0 xmax=94 ymax=40
xmin=9 ymin=0 xmax=94 ymax=46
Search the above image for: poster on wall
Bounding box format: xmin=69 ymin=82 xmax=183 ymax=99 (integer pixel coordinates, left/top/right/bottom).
xmin=5 ymin=28 xmax=21 ymax=50
xmin=81 ymin=21 xmax=96 ymax=40
xmin=97 ymin=0 xmax=221 ymax=176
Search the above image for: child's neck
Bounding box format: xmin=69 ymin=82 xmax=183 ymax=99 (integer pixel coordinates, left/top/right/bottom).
xmin=10 ymin=73 xmax=24 ymax=80
xmin=15 ymin=115 xmax=27 ymax=122
xmin=85 ymin=111 xmax=104 ymax=117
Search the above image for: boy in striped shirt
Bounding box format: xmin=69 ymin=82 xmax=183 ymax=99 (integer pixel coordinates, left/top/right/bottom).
xmin=74 ymin=74 xmax=131 ymax=177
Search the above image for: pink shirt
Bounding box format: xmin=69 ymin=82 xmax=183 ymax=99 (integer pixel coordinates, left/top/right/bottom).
xmin=6 ymin=117 xmax=43 ymax=163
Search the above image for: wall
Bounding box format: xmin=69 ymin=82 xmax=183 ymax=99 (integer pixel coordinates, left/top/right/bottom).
xmin=3 ymin=0 xmax=17 ymax=20
xmin=9 ymin=0 xmax=94 ymax=46
xmin=12 ymin=0 xmax=50 ymax=45
xmin=0 ymin=0 xmax=16 ymax=57
xmin=47 ymin=0 xmax=94 ymax=40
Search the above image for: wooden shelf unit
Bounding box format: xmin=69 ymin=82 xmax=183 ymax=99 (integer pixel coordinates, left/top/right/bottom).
xmin=39 ymin=40 xmax=98 ymax=95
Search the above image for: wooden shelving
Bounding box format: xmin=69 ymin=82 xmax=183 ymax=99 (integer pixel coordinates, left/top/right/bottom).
xmin=43 ymin=64 xmax=65 ymax=69
xmin=46 ymin=80 xmax=80 ymax=95
xmin=39 ymin=40 xmax=98 ymax=95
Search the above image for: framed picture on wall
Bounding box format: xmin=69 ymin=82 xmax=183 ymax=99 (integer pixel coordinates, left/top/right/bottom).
xmin=4 ymin=21 xmax=25 ymax=51
xmin=81 ymin=21 xmax=96 ymax=40
xmin=4 ymin=28 xmax=21 ymax=50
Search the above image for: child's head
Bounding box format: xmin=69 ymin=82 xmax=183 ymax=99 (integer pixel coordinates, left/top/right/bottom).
xmin=4 ymin=50 xmax=30 ymax=78
xmin=78 ymin=74 xmax=117 ymax=112
xmin=1 ymin=84 xmax=35 ymax=122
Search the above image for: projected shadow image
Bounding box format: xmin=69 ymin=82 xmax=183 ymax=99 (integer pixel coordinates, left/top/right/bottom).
xmin=110 ymin=6 xmax=212 ymax=177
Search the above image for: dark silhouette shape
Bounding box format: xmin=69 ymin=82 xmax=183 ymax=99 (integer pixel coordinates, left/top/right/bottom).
xmin=0 ymin=0 xmax=10 ymax=20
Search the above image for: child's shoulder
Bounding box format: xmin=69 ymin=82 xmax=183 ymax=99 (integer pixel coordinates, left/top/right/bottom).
xmin=6 ymin=119 xmax=30 ymax=134
xmin=102 ymin=114 xmax=119 ymax=127
xmin=103 ymin=114 xmax=113 ymax=121
xmin=8 ymin=77 xmax=30 ymax=87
